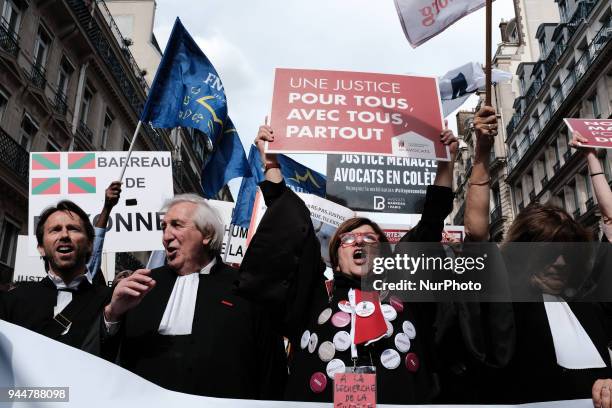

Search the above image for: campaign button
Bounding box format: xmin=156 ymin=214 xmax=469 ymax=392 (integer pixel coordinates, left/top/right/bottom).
xmin=300 ymin=330 xmax=311 ymax=349
xmin=318 ymin=307 xmax=332 ymax=325
xmin=326 ymin=358 xmax=346 ymax=380
xmin=310 ymin=372 xmax=327 ymax=393
xmin=338 ymin=300 xmax=352 ymax=313
xmin=381 ymin=349 xmax=401 ymax=369
xmin=394 ymin=333 xmax=411 ymax=353
xmin=381 ymin=304 xmax=397 ymax=321
xmin=355 ymin=301 xmax=375 ymax=317
xmin=318 ymin=341 xmax=336 ymax=362
xmin=384 ymin=320 xmax=394 ymax=338
xmin=333 ymin=331 xmax=351 ymax=351
xmin=405 ymin=353 xmax=420 ymax=372
xmin=402 ymin=320 xmax=416 ymax=339
xmin=308 ymin=332 xmax=318 ymax=353
xmin=331 ymin=311 xmax=351 ymax=328
xmin=389 ymin=296 xmax=404 ymax=313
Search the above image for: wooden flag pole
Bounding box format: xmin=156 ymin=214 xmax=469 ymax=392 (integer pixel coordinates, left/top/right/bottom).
xmin=119 ymin=120 xmax=143 ymax=182
xmin=485 ymin=0 xmax=493 ymax=106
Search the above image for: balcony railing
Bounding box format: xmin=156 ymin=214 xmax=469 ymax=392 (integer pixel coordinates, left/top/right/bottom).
xmin=29 ymin=64 xmax=47 ymax=90
xmin=529 ymin=190 xmax=536 ymax=202
xmin=490 ymin=206 xmax=503 ymax=223
xmin=573 ymin=208 xmax=581 ymax=218
xmin=506 ymin=113 xmax=521 ymax=137
xmin=525 ymin=80 xmax=543 ymax=107
xmin=586 ymin=197 xmax=595 ymax=210
xmin=553 ymin=161 xmax=560 ymax=172
xmin=77 ymin=121 xmax=94 ymax=142
xmin=541 ymin=175 xmax=549 ymax=187
xmin=0 ymin=18 xmax=19 ymax=57
xmin=563 ymin=149 xmax=573 ymax=162
xmin=566 ymin=0 xmax=597 ymax=36
xmin=53 ymin=91 xmax=68 ymax=116
xmin=0 ymin=126 xmax=29 ymax=182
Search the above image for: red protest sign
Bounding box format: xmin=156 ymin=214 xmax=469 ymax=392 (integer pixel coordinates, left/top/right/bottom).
xmin=267 ymin=68 xmax=450 ymax=161
xmin=564 ymin=118 xmax=612 ymax=149
xmin=333 ymin=373 xmax=376 ymax=408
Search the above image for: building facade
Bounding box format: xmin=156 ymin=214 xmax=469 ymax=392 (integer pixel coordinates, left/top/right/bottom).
xmin=452 ymin=0 xmax=611 ymax=241
xmin=0 ymin=0 xmax=212 ymax=284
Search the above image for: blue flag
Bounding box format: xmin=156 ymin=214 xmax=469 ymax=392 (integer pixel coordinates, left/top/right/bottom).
xmin=201 ymin=118 xmax=251 ymax=198
xmin=231 ymin=145 xmax=326 ymax=228
xmin=141 ymin=18 xmax=227 ymax=143
xmin=141 ymin=18 xmax=250 ymax=197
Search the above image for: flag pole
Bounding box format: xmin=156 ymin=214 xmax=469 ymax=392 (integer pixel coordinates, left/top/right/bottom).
xmin=485 ymin=0 xmax=493 ymax=106
xmin=119 ymin=120 xmax=143 ymax=182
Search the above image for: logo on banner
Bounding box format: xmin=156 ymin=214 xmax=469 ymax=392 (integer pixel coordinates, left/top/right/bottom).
xmin=31 ymin=153 xmax=97 ymax=195
xmin=374 ymin=196 xmax=385 ymax=210
xmin=288 ymin=169 xmax=322 ymax=189
xmin=68 ymin=153 xmax=96 ymax=169
xmin=68 ymin=177 xmax=96 ymax=194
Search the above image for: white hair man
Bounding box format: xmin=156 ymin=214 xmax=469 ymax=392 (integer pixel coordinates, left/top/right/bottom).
xmin=102 ymin=194 xmax=286 ymax=399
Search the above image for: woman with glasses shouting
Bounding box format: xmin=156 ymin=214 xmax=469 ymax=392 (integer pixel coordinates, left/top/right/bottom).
xmin=237 ymin=121 xmax=458 ymax=404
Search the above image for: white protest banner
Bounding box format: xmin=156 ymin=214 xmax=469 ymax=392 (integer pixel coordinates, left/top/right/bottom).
xmin=267 ymin=68 xmax=449 ymax=161
xmin=28 ymin=151 xmax=173 ymax=254
xmin=207 ymin=200 xmax=248 ymax=265
xmin=13 ymin=235 xmax=116 ymax=285
xmin=394 ymin=0 xmax=489 ymax=48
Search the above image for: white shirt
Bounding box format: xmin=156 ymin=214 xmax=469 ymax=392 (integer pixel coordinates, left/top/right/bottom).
xmin=47 ymin=270 xmax=93 ymax=317
xmin=157 ymin=259 xmax=217 ymax=336
xmin=543 ymin=294 xmax=606 ymax=369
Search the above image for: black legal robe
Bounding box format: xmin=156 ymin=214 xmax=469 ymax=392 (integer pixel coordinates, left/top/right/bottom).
xmin=237 ymin=181 xmax=454 ymax=404
xmin=0 ymin=277 xmax=109 ymax=355
xmin=105 ymin=259 xmax=287 ymax=400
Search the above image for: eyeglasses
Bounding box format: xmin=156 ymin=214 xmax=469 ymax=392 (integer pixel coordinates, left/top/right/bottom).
xmin=339 ymin=232 xmax=380 ymax=247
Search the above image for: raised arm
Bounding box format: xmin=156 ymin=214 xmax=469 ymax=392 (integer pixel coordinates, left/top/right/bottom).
xmin=569 ymin=132 xmax=612 ymax=241
xmin=88 ymin=181 xmax=122 ymax=280
xmin=464 ymin=106 xmax=497 ymax=241
xmin=255 ymin=124 xmax=282 ymax=184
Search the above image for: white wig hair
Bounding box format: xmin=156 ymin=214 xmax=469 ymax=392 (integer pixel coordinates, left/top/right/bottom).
xmin=162 ymin=194 xmax=224 ymax=253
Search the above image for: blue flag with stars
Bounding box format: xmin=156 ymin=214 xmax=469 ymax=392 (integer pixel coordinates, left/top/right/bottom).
xmin=141 ymin=18 xmax=250 ymax=197
xmin=231 ymin=145 xmax=326 ymax=228
xmin=141 ymin=18 xmax=227 ymax=142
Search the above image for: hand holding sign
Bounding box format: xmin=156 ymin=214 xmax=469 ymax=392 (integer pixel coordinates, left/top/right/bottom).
xmin=569 ymin=132 xmax=597 ymax=157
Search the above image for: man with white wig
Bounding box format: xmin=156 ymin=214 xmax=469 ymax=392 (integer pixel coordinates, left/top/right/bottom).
xmin=102 ymin=194 xmax=286 ymax=399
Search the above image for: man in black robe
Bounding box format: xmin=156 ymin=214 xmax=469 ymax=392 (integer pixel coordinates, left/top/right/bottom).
xmin=102 ymin=194 xmax=286 ymax=399
xmin=0 ymin=188 xmax=120 ymax=354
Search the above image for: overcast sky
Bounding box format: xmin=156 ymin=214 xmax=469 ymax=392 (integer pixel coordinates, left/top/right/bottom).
xmin=152 ymin=0 xmax=517 ymax=189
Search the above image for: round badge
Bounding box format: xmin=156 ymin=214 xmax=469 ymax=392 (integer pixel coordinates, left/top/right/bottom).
xmin=389 ymin=296 xmax=404 ymax=313
xmin=310 ymin=372 xmax=327 ymax=393
xmin=380 ymin=349 xmax=401 ymax=370
xmin=300 ymin=330 xmax=311 ymax=349
xmin=308 ymin=332 xmax=318 ymax=353
xmin=394 ymin=332 xmax=411 ymax=353
xmin=384 ymin=320 xmax=394 ymax=338
xmin=338 ymin=300 xmax=352 ymax=313
xmin=331 ymin=311 xmax=351 ymax=328
xmin=402 ymin=320 xmax=416 ymax=339
xmin=405 ymin=353 xmax=420 ymax=372
xmin=318 ymin=341 xmax=336 ymax=362
xmin=381 ymin=304 xmax=397 ymax=321
xmin=355 ymin=301 xmax=375 ymax=317
xmin=333 ymin=331 xmax=351 ymax=351
xmin=318 ymin=307 xmax=332 ymax=325
xmin=326 ymin=358 xmax=346 ymax=380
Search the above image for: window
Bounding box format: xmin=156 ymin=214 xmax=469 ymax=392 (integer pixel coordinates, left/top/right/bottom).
xmin=46 ymin=135 xmax=61 ymax=151
xmin=552 ymin=139 xmax=560 ymax=162
xmin=80 ymin=88 xmax=92 ymax=124
xmin=559 ymin=0 xmax=568 ymax=23
xmin=101 ymin=111 xmax=113 ymax=148
xmin=539 ymin=39 xmax=548 ymax=57
xmin=19 ymin=114 xmax=38 ymax=149
xmin=0 ymin=217 xmax=19 ymax=267
xmin=0 ymin=90 xmax=8 ymax=124
xmin=57 ymin=58 xmax=73 ymax=98
xmin=33 ymin=26 xmax=51 ymax=69
xmin=588 ymin=93 xmax=600 ymax=118
xmin=519 ymin=75 xmax=526 ymax=94
xmin=122 ymin=132 xmax=131 ymax=151
xmin=1 ymin=0 xmax=21 ymax=35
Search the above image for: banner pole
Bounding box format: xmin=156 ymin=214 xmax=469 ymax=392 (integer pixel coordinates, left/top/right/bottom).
xmin=119 ymin=121 xmax=143 ymax=182
xmin=485 ymin=0 xmax=493 ymax=106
